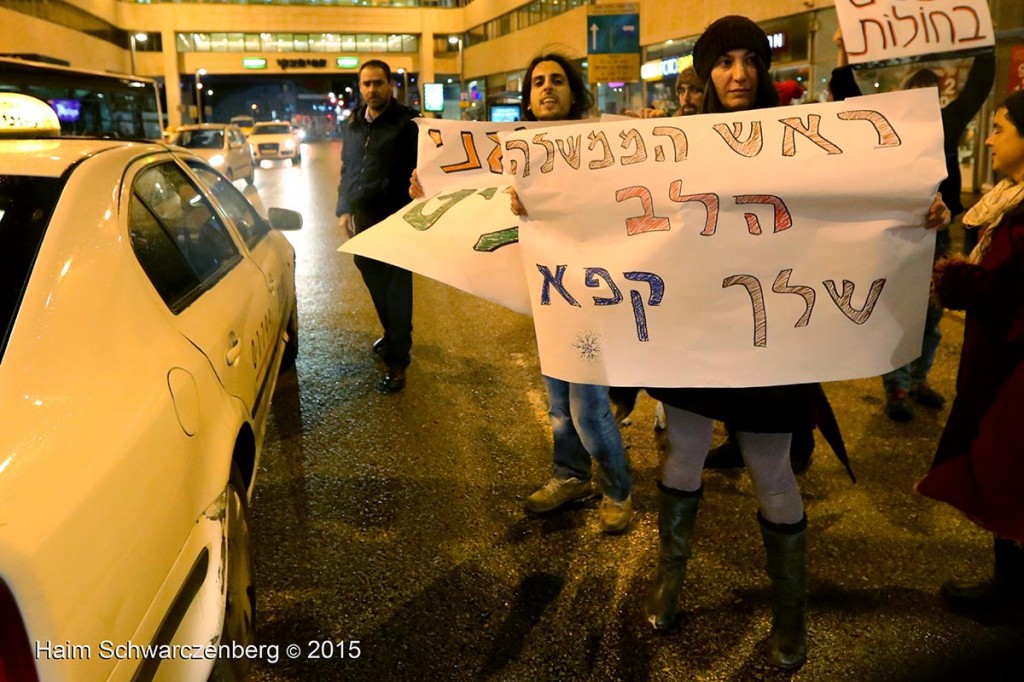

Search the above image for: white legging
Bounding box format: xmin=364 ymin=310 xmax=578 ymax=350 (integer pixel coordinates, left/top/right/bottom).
xmin=661 ymin=405 xmax=805 ymax=525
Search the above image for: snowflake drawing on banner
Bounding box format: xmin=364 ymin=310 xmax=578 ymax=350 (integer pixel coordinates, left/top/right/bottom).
xmin=573 ymin=331 xmax=601 ymax=363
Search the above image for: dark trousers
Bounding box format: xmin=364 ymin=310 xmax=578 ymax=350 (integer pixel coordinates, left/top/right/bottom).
xmin=354 ymin=254 xmax=413 ymax=368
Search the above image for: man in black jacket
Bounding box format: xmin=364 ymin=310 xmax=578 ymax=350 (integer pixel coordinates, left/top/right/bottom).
xmin=337 ymin=59 xmax=419 ymax=392
xmin=830 ymin=32 xmax=995 ymax=421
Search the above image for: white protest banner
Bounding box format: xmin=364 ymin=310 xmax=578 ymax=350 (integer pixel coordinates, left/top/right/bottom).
xmin=341 ymin=119 xmax=573 ymax=314
xmin=835 ymin=0 xmax=994 ymax=65
xmin=504 ymin=89 xmax=945 ymax=387
xmin=415 ymin=118 xmax=523 ymax=195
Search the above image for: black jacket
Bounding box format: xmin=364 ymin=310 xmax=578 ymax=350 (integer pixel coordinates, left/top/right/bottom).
xmin=336 ymin=99 xmax=419 ymax=230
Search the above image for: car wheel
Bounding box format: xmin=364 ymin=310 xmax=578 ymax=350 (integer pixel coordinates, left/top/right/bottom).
xmin=291 ymin=154 xmax=301 ymax=166
xmin=281 ymin=305 xmax=298 ymax=371
xmin=208 ymin=464 xmax=255 ymax=682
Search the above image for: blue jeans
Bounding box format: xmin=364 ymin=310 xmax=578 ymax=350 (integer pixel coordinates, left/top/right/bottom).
xmin=544 ymin=377 xmax=632 ymax=501
xmin=882 ymin=293 xmax=943 ymax=394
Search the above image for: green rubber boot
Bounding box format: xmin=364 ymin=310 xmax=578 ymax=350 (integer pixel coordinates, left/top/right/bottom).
xmin=759 ymin=513 xmax=808 ymax=670
xmin=645 ymin=482 xmax=701 ymax=630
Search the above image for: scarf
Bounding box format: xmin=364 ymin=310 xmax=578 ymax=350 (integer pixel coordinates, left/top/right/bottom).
xmin=965 ymin=178 xmax=1024 ymax=263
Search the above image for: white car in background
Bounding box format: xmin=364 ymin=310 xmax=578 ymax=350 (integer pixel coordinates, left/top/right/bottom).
xmin=171 ymin=123 xmax=256 ymax=185
xmin=248 ymin=121 xmax=303 ymax=165
xmin=0 ymin=94 xmax=301 ymax=682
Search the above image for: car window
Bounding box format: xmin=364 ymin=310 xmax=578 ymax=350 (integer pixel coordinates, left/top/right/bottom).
xmin=188 ymin=162 xmax=270 ymax=248
xmin=172 ymin=129 xmax=224 ymax=150
xmin=253 ymin=125 xmax=291 ymax=135
xmin=128 ymin=194 xmax=201 ymax=312
xmin=130 ymin=163 xmax=242 ymax=310
xmin=0 ymin=175 xmax=65 ymax=360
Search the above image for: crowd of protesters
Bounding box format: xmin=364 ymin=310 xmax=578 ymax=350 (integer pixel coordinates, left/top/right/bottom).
xmin=338 ymin=13 xmax=1023 ymax=671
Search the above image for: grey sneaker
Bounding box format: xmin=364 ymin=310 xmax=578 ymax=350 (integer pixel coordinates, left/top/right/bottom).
xmin=599 ymin=495 xmax=633 ymax=533
xmin=525 ymin=477 xmax=594 ymax=513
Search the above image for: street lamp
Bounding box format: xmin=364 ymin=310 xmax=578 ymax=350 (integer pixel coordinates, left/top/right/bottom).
xmin=448 ymin=35 xmax=464 ymax=110
xmin=129 ymin=32 xmax=147 ymax=75
xmin=194 ymin=68 xmax=207 ymax=123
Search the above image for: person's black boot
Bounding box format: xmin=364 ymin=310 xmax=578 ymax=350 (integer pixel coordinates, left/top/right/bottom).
xmin=645 ymin=483 xmax=701 ymax=630
xmin=941 ymin=536 xmax=1024 ymax=614
xmin=759 ymin=513 xmax=808 ymax=670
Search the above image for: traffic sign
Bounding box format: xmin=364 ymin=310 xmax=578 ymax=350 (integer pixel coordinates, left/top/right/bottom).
xmin=588 ymin=13 xmax=639 ymax=54
xmin=587 ymin=3 xmax=640 ymax=83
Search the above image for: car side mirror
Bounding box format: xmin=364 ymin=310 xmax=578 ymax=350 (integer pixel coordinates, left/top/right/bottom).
xmin=268 ymin=207 xmax=302 ymax=231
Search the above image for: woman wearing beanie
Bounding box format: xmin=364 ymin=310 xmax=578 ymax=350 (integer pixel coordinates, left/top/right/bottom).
xmin=643 ymin=16 xmax=809 ymax=671
xmin=916 ymin=90 xmax=1024 ymax=617
xmin=644 ymin=14 xmax=949 ymax=671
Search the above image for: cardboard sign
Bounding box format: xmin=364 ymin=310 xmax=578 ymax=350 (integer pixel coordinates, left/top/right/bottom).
xmin=835 ymin=0 xmax=994 ymax=65
xmin=342 ymin=90 xmax=946 ymax=387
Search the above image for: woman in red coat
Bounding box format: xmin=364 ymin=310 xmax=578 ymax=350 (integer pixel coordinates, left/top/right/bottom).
xmin=917 ymin=90 xmax=1024 ymax=614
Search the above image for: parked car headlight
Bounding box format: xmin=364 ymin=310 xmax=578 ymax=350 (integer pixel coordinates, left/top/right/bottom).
xmin=283 ymin=139 xmax=296 ymax=150
xmin=209 ymin=154 xmax=226 ymax=167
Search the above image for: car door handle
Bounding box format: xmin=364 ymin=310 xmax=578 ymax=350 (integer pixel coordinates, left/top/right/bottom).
xmin=225 ymin=332 xmax=242 ymax=366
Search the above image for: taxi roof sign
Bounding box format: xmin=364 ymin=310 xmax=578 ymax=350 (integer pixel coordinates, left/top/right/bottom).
xmin=0 ymin=93 xmax=61 ymax=138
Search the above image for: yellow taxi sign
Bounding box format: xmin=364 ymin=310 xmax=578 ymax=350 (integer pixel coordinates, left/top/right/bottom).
xmin=0 ymin=93 xmax=61 ymax=137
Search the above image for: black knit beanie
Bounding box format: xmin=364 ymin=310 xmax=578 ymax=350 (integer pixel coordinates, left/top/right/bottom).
xmin=693 ymin=15 xmax=772 ymax=83
xmin=1005 ymin=90 xmax=1024 ymax=133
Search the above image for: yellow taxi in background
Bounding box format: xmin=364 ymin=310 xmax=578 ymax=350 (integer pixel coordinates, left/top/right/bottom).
xmin=228 ymin=115 xmax=255 ymax=138
xmin=0 ymin=94 xmax=300 ymax=681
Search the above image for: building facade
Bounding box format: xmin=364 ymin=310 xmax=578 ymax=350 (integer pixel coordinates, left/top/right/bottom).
xmin=1 ymin=0 xmax=1022 ymax=187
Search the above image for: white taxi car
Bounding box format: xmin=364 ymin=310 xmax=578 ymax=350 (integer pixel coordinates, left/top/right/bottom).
xmin=0 ymin=94 xmax=300 ymax=681
xmin=248 ymin=121 xmax=302 ymax=165
xmin=170 ymin=123 xmax=256 ymax=185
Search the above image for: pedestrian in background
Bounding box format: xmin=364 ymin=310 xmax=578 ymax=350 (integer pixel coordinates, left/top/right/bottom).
xmin=337 ymin=59 xmax=419 ymax=393
xmin=830 ymin=30 xmax=995 ymax=422
xmin=918 ymin=90 xmax=1024 ymax=617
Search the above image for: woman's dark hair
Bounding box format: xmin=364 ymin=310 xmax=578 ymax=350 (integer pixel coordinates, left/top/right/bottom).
xmin=521 ymin=53 xmax=594 ymax=121
xmin=1002 ymin=89 xmax=1024 ymax=132
xmin=699 ymin=52 xmax=779 ymax=114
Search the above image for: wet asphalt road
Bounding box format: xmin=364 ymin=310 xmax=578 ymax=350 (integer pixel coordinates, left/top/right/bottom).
xmin=245 ymin=141 xmax=1021 ymax=681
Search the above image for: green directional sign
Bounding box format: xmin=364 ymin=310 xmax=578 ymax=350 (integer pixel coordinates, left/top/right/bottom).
xmin=588 ymin=12 xmax=640 ymax=54
xmin=587 ymin=3 xmax=640 ymax=83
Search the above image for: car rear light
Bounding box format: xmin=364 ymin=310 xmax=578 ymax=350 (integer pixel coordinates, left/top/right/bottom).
xmin=0 ymin=580 xmax=39 ymax=682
